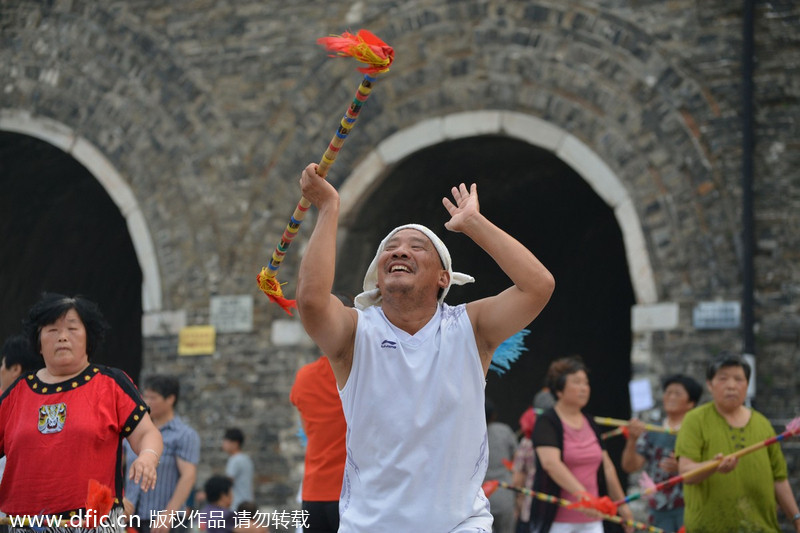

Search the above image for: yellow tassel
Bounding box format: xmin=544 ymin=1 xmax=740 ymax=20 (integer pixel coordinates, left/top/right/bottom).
xmin=347 ymin=42 xmax=392 ymax=70
xmin=257 ymin=269 xmax=297 ymax=315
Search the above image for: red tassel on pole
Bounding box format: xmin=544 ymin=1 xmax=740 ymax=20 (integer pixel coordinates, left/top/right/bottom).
xmin=317 ymin=29 xmax=394 ymax=74
xmin=86 ymin=479 xmax=114 ymax=527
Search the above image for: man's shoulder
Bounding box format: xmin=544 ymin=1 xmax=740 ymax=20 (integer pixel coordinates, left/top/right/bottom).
xmin=169 ymin=415 xmax=200 ymax=438
xmin=440 ymin=302 xmax=469 ymax=326
xmin=230 ymin=452 xmax=254 ymax=466
xmin=441 ymin=302 xmax=467 ymax=314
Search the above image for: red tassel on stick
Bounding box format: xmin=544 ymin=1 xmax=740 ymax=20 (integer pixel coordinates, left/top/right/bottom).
xmin=317 ymin=29 xmax=394 ymax=74
xmin=567 ymin=493 xmax=619 ymax=517
xmin=481 ymin=479 xmax=500 ymax=498
xmin=86 ymin=479 xmax=114 ymax=527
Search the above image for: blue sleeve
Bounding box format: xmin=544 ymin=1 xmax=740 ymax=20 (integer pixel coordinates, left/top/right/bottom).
xmin=175 ymin=427 xmax=201 ymax=465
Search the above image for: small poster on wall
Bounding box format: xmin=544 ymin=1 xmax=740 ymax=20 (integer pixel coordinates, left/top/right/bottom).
xmin=178 ymin=325 xmax=216 ymax=356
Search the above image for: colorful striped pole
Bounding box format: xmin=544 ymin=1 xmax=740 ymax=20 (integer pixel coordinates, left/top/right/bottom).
xmin=257 ymin=30 xmax=393 ymax=314
xmin=485 ymin=481 xmax=665 ymax=533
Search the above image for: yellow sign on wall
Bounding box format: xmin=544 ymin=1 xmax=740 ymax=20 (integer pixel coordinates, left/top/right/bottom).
xmin=178 ymin=325 xmax=216 ymax=356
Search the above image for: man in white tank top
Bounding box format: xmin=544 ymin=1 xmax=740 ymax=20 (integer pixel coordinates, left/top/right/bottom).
xmin=295 ymin=162 xmax=555 ymax=532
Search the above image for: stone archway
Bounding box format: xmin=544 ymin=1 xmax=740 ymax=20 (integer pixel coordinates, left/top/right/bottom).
xmin=0 ymin=112 xmax=158 ymax=380
xmin=1 ymin=109 xmax=161 ymax=311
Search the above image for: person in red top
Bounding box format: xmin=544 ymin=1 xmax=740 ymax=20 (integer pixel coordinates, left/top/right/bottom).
xmin=290 ymin=355 xmax=347 ymax=533
xmin=0 ymin=293 xmax=162 ymax=528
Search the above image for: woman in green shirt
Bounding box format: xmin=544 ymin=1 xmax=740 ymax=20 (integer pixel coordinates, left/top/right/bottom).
xmin=675 ymin=353 xmax=800 ymax=533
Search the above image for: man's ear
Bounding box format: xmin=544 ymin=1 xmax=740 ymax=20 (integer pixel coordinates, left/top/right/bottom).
xmin=439 ymin=270 xmax=450 ymax=289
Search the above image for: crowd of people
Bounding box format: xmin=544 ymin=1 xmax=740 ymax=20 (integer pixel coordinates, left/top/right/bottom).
xmin=472 ymin=353 xmax=800 ymax=533
xmin=0 ymin=162 xmax=798 ymax=533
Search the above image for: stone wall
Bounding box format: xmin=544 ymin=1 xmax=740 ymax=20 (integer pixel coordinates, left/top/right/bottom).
xmin=1 ymin=0 xmax=798 ymax=515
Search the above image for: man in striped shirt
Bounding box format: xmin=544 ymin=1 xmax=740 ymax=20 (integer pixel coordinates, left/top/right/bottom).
xmin=124 ymin=375 xmax=201 ymax=533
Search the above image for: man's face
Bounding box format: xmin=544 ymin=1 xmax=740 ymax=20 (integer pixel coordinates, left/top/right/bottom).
xmin=143 ymin=389 xmax=175 ymax=420
xmin=377 ymin=229 xmax=448 ymax=301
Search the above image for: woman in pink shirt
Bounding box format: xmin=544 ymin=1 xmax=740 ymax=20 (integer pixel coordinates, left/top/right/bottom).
xmin=530 ymin=356 xmax=633 ymax=533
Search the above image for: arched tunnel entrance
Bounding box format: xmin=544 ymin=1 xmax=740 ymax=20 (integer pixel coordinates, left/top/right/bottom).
xmin=0 ymin=132 xmax=142 ymax=381
xmin=337 ymin=135 xmax=636 ymax=437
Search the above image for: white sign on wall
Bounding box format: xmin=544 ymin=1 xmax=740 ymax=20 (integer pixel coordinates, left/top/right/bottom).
xmin=692 ymin=301 xmax=741 ymax=329
xmin=210 ymin=295 xmax=254 ymax=333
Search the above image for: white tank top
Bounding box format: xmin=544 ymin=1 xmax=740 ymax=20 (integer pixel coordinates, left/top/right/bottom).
xmin=339 ymin=303 xmax=492 ymax=532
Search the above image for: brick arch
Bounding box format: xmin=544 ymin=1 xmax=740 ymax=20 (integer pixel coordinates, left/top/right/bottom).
xmin=0 ymin=109 xmax=162 ymax=312
xmin=338 ymin=110 xmax=657 ymax=304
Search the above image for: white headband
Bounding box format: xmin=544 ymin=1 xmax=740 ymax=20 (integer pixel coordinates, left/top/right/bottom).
xmin=353 ymin=223 xmax=475 ymax=310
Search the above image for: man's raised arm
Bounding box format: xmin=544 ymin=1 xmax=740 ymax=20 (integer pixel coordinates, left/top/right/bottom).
xmin=443 ymin=183 xmax=555 ymax=368
xmin=295 ymin=163 xmax=357 ymax=385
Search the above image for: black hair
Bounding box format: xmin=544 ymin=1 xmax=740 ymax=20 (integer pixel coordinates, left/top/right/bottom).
xmin=23 ymin=293 xmax=109 ymax=359
xmin=224 ymin=427 xmax=245 ymax=445
xmin=204 ymin=475 xmax=233 ymax=503
xmin=144 ymin=375 xmax=181 ymax=407
xmin=662 ymin=374 xmax=703 ymax=405
xmin=546 ymin=355 xmax=589 ymax=400
xmin=1 ymin=334 xmax=42 ymax=373
xmin=237 ymin=501 xmax=258 ymax=513
xmin=706 ymin=351 xmax=751 ymax=382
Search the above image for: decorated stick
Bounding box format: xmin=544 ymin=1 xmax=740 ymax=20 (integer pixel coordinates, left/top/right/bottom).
xmin=594 ymin=416 xmax=677 ymax=434
xmin=483 ymin=481 xmax=665 ymax=533
xmin=601 ymin=426 xmax=627 ymax=440
xmin=530 ymin=409 xmax=676 ymax=435
xmin=614 ymin=416 xmax=800 ymax=506
xmin=257 ymin=30 xmax=394 ymax=314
